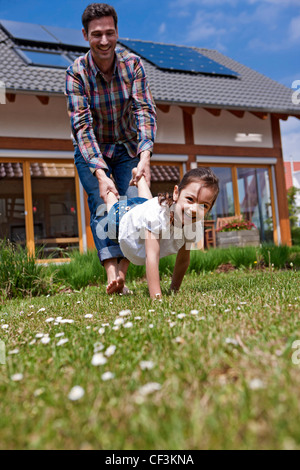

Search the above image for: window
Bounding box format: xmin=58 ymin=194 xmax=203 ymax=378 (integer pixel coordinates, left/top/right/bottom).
xmin=15 ymin=48 xmax=72 ymax=69
xmin=30 ymin=163 xmax=79 ymax=259
xmin=0 ymin=162 xmax=25 ymax=243
xmin=209 ymin=167 xmax=235 ymax=220
xmin=237 ymin=167 xmax=273 ymax=242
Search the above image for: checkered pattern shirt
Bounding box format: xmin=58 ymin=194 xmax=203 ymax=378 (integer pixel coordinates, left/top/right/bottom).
xmin=65 ymin=48 xmax=157 ymax=173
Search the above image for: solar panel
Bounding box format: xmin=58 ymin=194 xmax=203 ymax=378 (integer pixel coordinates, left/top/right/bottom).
xmin=0 ymin=19 xmax=58 ymax=44
xmin=15 ymin=48 xmax=72 ymax=68
xmin=119 ymin=39 xmax=239 ymax=77
xmin=43 ymin=25 xmax=88 ymax=48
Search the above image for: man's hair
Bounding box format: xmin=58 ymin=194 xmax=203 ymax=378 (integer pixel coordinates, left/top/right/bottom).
xmin=82 ymin=3 xmax=118 ymax=33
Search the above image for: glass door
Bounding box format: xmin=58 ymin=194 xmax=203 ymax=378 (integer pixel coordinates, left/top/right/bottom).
xmin=30 ymin=162 xmax=79 ymax=259
xmin=0 ymin=162 xmax=26 ymax=244
xmin=237 ymin=167 xmax=273 ymax=242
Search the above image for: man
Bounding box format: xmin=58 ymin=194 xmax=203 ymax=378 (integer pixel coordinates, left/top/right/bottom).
xmin=65 ymin=3 xmax=157 ymax=294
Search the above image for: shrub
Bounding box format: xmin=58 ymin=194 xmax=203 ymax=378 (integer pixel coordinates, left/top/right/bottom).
xmin=0 ymin=239 xmax=53 ymax=300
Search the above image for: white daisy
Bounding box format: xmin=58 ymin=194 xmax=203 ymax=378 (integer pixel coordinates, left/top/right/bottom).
xmin=101 ymin=371 xmax=115 ymax=381
xmin=11 ymin=373 xmax=23 ymax=382
xmin=57 ymin=338 xmax=69 ymax=347
xmin=140 ymin=361 xmax=154 ymax=370
xmin=68 ymin=386 xmax=85 ymax=401
xmin=119 ymin=309 xmax=131 ymax=317
xmin=105 ymin=345 xmax=116 ymax=357
xmin=91 ymin=353 xmax=107 ymax=366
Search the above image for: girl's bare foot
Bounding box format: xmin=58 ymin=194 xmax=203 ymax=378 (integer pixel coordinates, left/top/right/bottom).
xmin=106 ymin=276 xmax=125 ymax=294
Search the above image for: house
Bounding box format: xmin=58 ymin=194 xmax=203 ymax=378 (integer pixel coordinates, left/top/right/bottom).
xmin=1 ymin=19 xmax=300 ymax=261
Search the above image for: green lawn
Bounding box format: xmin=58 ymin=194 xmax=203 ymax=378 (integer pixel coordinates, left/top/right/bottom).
xmin=0 ymin=269 xmax=299 ymax=450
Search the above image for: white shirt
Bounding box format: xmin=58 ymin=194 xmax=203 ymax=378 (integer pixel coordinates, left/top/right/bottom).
xmin=118 ymin=197 xmax=203 ymax=265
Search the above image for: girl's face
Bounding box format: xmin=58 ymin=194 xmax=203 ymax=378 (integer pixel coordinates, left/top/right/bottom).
xmin=173 ymin=181 xmax=216 ymax=226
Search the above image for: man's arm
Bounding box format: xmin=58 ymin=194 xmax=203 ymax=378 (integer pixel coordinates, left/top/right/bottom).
xmin=95 ymin=169 xmax=119 ymax=202
xmin=145 ymin=230 xmax=161 ymax=299
xmin=131 ymin=58 xmax=157 ymax=186
xmin=133 ymin=150 xmax=151 ymax=186
xmin=170 ymin=245 xmax=191 ymax=293
xmin=65 ymin=64 xmax=109 ymax=176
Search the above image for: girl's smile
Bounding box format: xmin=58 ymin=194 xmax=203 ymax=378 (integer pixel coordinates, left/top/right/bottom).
xmin=173 ymin=181 xmax=217 ymax=226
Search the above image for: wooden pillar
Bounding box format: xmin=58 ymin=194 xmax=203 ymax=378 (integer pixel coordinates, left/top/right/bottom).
xmin=84 ymin=190 xmax=95 ymax=250
xmin=271 ymin=115 xmax=291 ymax=246
xmin=181 ymin=107 xmax=196 ymax=170
xmin=74 ymin=170 xmax=84 ymax=254
xmin=23 ymin=161 xmax=35 ymax=257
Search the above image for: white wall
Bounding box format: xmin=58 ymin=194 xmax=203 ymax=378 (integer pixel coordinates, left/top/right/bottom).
xmin=0 ymin=95 xmax=274 ymax=149
xmin=0 ymin=94 xmax=71 ymax=139
xmin=155 ymin=106 xmax=185 ymax=144
xmin=193 ymin=108 xmax=273 ymax=148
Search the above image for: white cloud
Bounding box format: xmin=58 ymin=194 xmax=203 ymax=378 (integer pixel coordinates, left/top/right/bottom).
xmin=289 ymin=16 xmax=300 ymax=42
xmin=158 ymin=22 xmax=166 ymax=35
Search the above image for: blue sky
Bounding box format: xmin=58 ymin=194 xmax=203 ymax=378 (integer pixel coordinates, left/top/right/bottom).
xmin=1 ymin=0 xmax=300 ymax=161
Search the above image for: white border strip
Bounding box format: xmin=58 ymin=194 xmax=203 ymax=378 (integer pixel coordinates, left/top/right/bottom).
xmin=0 ymin=150 xmax=74 ymax=159
xmin=197 ymin=156 xmax=277 ymax=165
xmin=152 ymin=154 xmax=188 ymax=162
xmin=0 ymin=150 xmax=189 ymax=163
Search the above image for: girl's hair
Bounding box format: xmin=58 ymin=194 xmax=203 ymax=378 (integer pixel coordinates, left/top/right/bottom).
xmin=158 ymin=167 xmax=219 ymax=219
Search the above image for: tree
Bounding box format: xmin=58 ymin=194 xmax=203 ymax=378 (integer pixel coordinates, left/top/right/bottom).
xmin=287 ymin=186 xmax=300 ymax=229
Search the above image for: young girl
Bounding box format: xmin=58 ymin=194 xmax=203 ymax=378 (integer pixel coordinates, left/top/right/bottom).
xmin=105 ymin=167 xmax=219 ymax=298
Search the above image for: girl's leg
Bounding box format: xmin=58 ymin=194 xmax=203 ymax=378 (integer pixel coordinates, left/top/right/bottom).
xmin=106 ymin=191 xmax=119 ymax=212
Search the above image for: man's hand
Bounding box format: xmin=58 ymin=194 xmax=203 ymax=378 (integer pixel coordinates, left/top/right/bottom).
xmin=95 ymin=169 xmax=119 ymax=203
xmin=132 ymin=150 xmax=151 ymax=186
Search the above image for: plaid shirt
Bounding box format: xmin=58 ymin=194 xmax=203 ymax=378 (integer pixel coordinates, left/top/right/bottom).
xmin=65 ymin=47 xmax=157 ymax=173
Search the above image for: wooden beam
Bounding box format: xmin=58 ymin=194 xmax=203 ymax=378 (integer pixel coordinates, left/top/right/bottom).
xmin=180 ymin=106 xmax=196 ymax=115
xmin=251 ymin=111 xmax=268 ymax=120
xmin=181 ymin=107 xmax=196 ymax=170
xmin=157 ymin=104 xmax=170 ymax=113
xmin=74 ymin=169 xmax=84 ymax=255
xmin=182 ymin=109 xmax=194 ymax=146
xmin=271 ymin=115 xmax=291 ymax=246
xmin=6 ymin=93 xmax=16 ymax=103
xmin=204 ymin=108 xmax=221 ymax=117
xmin=228 ymin=109 xmax=245 ymax=119
xmin=23 ymin=161 xmax=35 ymax=257
xmin=273 ymin=113 xmax=288 ymax=121
xmin=153 ymin=142 xmax=281 ymax=158
xmin=36 ymin=95 xmax=49 ymax=105
xmin=0 ymin=137 xmax=73 ymax=151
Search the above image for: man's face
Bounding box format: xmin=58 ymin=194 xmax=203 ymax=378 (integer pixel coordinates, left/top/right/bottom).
xmin=82 ymin=16 xmax=118 ymax=67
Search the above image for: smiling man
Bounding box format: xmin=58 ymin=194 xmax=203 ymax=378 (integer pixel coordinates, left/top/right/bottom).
xmin=65 ymin=3 xmax=157 ymax=294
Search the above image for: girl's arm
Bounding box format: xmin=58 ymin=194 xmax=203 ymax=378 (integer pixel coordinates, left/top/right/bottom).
xmin=170 ymin=244 xmax=191 ymax=293
xmin=145 ymin=229 xmax=161 ymax=299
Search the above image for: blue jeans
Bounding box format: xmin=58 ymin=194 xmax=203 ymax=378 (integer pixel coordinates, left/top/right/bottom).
xmin=74 ymin=144 xmax=139 ymax=263
xmin=107 ymin=197 xmax=148 ymax=243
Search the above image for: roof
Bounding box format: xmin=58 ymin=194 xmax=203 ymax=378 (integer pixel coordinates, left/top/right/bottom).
xmin=284 ymin=161 xmax=300 ymax=190
xmin=0 ymin=161 xmax=179 ymax=183
xmin=1 ymin=20 xmax=299 ymax=116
